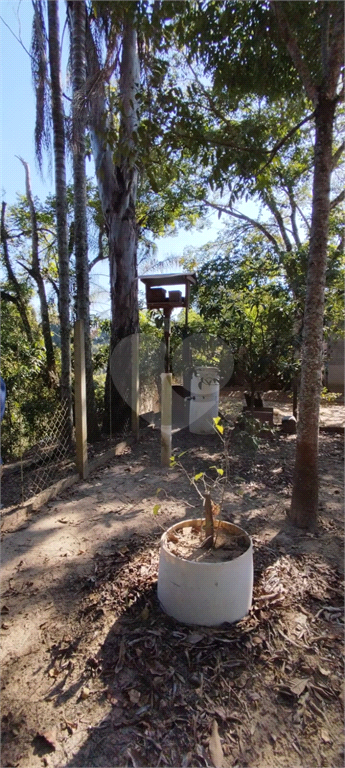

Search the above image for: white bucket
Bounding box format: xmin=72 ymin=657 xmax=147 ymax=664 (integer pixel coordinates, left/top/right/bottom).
xmin=189 ymin=367 xmax=219 ymax=434
xmin=157 ymin=519 xmax=253 ymax=626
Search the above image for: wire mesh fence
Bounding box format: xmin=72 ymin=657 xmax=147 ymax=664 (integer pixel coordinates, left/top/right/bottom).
xmin=1 ymin=320 xmax=169 ymax=508
xmin=0 ymin=339 xmax=75 ymax=507
xmin=18 ymin=402 xmax=75 ymax=500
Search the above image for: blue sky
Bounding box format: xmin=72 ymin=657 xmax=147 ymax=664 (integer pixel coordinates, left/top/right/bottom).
xmin=0 ymin=0 xmax=251 ymax=318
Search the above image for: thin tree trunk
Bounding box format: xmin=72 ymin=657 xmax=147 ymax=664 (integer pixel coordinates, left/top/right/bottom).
xmin=47 ymin=0 xmax=72 ymax=437
xmin=18 ymin=157 xmax=56 ymax=384
xmin=70 ymin=0 xmax=100 ymax=441
xmin=1 ymin=202 xmax=33 ymax=342
xmin=289 ymin=96 xmax=336 ymax=530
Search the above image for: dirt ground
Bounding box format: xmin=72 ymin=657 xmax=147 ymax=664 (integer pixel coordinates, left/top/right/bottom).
xmin=1 ymin=394 xmax=344 ymax=768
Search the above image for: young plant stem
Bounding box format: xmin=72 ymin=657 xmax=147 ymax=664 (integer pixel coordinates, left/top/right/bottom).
xmin=204 ymin=493 xmax=214 ymax=547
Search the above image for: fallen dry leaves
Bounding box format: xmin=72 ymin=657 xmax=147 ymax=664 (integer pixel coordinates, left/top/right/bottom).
xmin=0 ymin=429 xmax=343 ymax=768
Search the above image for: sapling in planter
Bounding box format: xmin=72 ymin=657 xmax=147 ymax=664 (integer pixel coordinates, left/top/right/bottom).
xmin=168 ymin=416 xmax=227 ymax=550
xmin=166 ymin=417 xmax=249 ymax=559
xmin=157 ymin=418 xmax=254 ymax=625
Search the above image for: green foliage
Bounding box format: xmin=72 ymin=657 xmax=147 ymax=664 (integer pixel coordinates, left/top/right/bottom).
xmin=320 ymin=388 xmax=342 ymax=403
xmin=0 ymin=294 xmax=58 ymax=460
xmin=233 ymin=414 xmax=266 ymax=453
xmin=194 ymin=231 xmax=296 ymax=389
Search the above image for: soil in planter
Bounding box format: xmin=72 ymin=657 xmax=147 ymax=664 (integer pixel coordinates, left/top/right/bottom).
xmin=165 ymin=524 xmax=249 ymax=563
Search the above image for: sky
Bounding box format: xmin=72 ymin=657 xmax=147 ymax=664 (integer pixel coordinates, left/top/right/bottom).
xmin=0 ymin=0 xmax=252 ymax=319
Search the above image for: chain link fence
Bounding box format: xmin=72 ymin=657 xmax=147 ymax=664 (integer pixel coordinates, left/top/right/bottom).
xmin=1 ymin=343 xmax=75 ymax=507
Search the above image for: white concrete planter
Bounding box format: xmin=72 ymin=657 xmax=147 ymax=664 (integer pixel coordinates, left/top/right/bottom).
xmin=189 ymin=367 xmax=220 ymax=434
xmin=157 ymin=519 xmax=253 ymax=626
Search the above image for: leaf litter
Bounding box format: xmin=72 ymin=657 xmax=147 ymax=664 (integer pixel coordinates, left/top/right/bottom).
xmin=0 ymin=428 xmax=343 ymax=767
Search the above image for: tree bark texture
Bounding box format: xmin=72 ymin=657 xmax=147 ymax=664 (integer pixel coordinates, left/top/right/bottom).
xmin=47 ymin=0 xmax=72 ymax=437
xmin=289 ymin=96 xmax=336 ymax=530
xmin=85 ymin=16 xmax=140 ymax=434
xmin=18 ymin=158 xmax=56 ymax=383
xmin=70 ymin=0 xmax=100 ymax=442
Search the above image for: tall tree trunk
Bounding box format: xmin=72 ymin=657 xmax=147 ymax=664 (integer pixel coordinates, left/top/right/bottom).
xmin=107 ymin=20 xmax=140 ymax=433
xmin=47 ymin=0 xmax=73 ymax=438
xmin=85 ymin=14 xmax=140 ymax=434
xmin=289 ymin=96 xmax=336 ymax=530
xmin=70 ymin=0 xmax=100 ymax=441
xmin=18 ymin=157 xmax=56 ymax=384
xmin=1 ymin=202 xmax=33 ymax=342
xmin=272 ymin=0 xmax=343 ymax=530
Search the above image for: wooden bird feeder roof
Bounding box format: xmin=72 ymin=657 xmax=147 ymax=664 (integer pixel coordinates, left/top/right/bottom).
xmin=140 ymin=273 xmax=197 ymax=311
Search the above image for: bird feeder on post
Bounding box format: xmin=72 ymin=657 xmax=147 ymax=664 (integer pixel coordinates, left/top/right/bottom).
xmin=140 ymin=273 xmax=197 ymax=466
xmin=140 ymin=273 xmax=197 ymax=373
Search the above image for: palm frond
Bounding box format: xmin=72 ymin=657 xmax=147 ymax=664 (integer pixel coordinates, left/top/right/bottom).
xmin=31 ymin=0 xmax=51 ymax=170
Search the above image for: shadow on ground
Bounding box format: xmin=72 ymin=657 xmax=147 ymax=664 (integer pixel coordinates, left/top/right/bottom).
xmin=1 ymin=427 xmax=343 ymax=768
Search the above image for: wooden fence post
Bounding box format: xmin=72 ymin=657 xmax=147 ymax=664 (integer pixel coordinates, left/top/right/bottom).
xmin=131 ymin=333 xmax=140 ymax=440
xmin=74 ymin=319 xmax=88 ymax=479
xmin=161 ymin=372 xmax=172 ymax=467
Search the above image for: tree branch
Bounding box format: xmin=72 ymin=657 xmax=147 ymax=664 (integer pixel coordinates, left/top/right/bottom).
xmin=88 ymin=252 xmax=108 ymax=271
xmin=261 ymin=192 xmax=292 ymax=252
xmin=330 ymin=189 xmax=345 ymax=210
xmin=286 ymin=185 xmax=301 ymax=247
xmin=89 ymin=226 xmax=107 ymax=271
xmin=1 ymin=201 xmax=33 ymax=341
xmin=17 ymin=261 xmax=34 ymax=276
xmin=332 ymin=141 xmax=345 ymax=170
xmin=258 ymin=111 xmax=315 ymax=173
xmin=203 ymin=199 xmax=280 ymax=249
xmin=0 ymin=289 xmax=19 ymax=305
xmin=187 ymin=60 xmax=237 ymax=131
xmin=321 ymin=2 xmax=330 ymax=78
xmin=326 ymin=3 xmax=344 ymax=100
xmin=45 ymin=274 xmax=59 ymax=297
xmin=295 ymin=202 xmax=311 ymax=235
xmin=17 ymin=156 xmax=56 ymax=375
xmin=174 ymin=128 xmax=256 ymax=155
xmin=270 ymin=2 xmax=318 ymax=105
xmin=0 ymin=14 xmax=34 ymax=61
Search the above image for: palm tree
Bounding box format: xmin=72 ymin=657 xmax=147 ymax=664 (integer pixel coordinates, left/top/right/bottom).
xmin=69 ymin=0 xmax=100 ymax=441
xmin=47 ymin=0 xmax=72 ymax=436
xmin=32 ymin=0 xmax=72 ymax=428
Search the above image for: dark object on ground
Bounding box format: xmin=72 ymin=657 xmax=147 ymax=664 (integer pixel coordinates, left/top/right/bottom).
xmin=282 ymin=416 xmax=297 ymax=434
xmin=244 ymin=392 xmax=264 ymax=409
xmin=254 ymin=392 xmax=263 ymax=408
